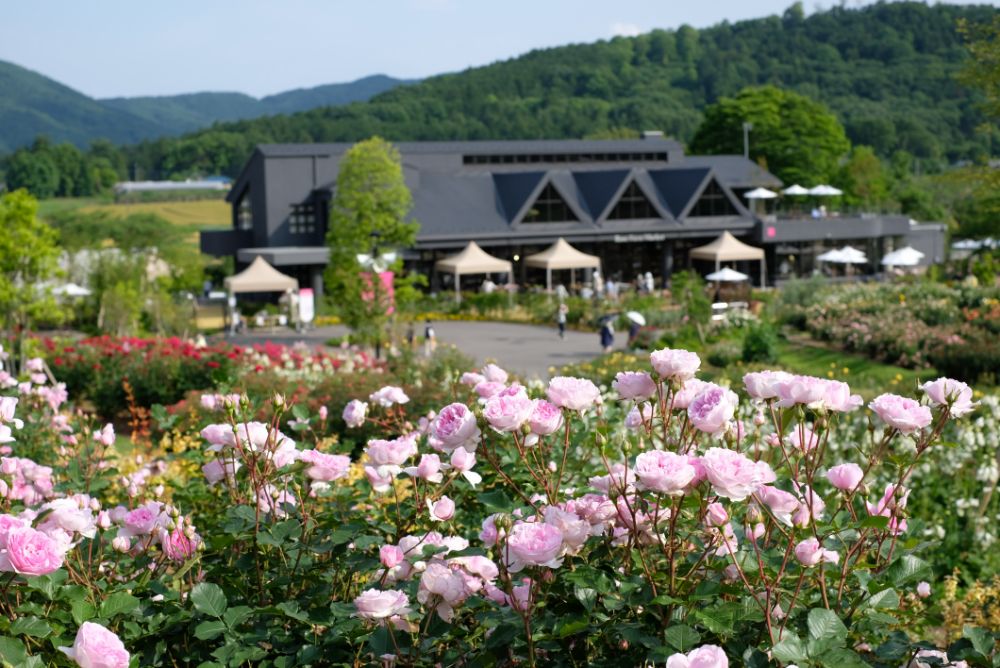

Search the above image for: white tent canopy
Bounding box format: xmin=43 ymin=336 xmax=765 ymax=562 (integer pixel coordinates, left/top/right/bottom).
xmin=808 ymin=184 xmax=844 ymax=196
xmin=689 ymin=231 xmax=766 ymax=287
xmin=524 ymin=238 xmax=601 ymax=291
xmin=744 ymin=187 xmax=778 ymax=199
xmin=434 ymin=241 xmax=513 ymax=300
xmin=705 ymin=267 xmax=749 ymax=282
xmin=224 ymin=256 xmax=299 ymax=294
xmin=881 ymin=246 xmax=924 ymax=267
xmin=52 ymin=282 xmax=92 ymax=297
xmin=782 ymin=184 xmax=810 ymax=196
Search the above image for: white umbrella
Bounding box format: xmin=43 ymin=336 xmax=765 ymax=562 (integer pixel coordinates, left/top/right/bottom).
xmin=881 ymin=246 xmax=924 ymax=267
xmin=835 ymin=246 xmax=868 ymax=264
xmin=816 ymin=249 xmax=845 ymax=263
xmin=782 ymin=184 xmax=810 ymax=196
xmin=744 ymin=187 xmax=778 ymax=200
xmin=705 ymin=267 xmax=750 ymax=282
xmin=808 ymin=184 xmax=843 ymax=196
xmin=52 ymin=282 xmax=92 ymax=297
xmin=625 ymin=311 xmax=646 ymax=326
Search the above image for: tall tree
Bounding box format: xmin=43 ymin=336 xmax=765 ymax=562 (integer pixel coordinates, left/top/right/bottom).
xmin=688 ymin=85 xmax=851 ymax=186
xmin=0 ymin=190 xmax=64 ymax=366
xmin=325 ymin=137 xmax=418 ymax=351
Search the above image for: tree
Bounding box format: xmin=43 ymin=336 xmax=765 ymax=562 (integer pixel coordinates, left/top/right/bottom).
xmin=3 ymin=150 xmax=59 ymax=198
xmin=325 ymin=137 xmax=418 ymax=352
xmin=689 ymin=85 xmax=851 ymax=185
xmin=838 ymin=146 xmax=891 ymax=210
xmin=0 ymin=190 xmax=64 ymax=366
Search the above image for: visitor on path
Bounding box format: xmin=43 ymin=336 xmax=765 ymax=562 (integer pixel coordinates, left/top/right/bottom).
xmin=556 ymin=303 xmax=568 ymax=339
xmin=406 ymin=322 xmax=416 ymax=349
xmin=628 ymin=319 xmax=641 ymax=347
xmin=424 ymin=320 xmax=437 ymax=357
xmin=599 ymin=317 xmax=615 ymax=353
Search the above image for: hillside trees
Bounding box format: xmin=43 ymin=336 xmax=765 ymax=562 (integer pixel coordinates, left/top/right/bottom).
xmin=689 ymin=85 xmax=850 ymax=185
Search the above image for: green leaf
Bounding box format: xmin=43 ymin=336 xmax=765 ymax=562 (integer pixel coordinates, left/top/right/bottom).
xmin=194 ymin=619 xmax=227 ymax=641
xmin=24 ymin=571 xmax=66 ymax=600
xmin=860 ymin=515 xmax=890 ymax=530
xmin=223 ymin=606 xmax=253 ymax=627
xmin=574 ymin=587 xmax=597 ymax=611
xmin=964 ymin=625 xmax=995 ymax=658
xmin=100 ymin=591 xmax=139 ymax=619
xmin=865 ymin=588 xmax=899 ymax=610
xmin=887 ymin=555 xmax=931 ymax=587
xmin=191 ymin=583 xmax=228 ymax=617
xmin=0 ymin=637 xmax=27 ymax=664
xmin=808 ymin=608 xmax=848 ymax=643
xmin=772 ymin=631 xmax=809 ymax=664
xmin=277 ymin=601 xmax=310 ymax=622
xmin=664 ymin=625 xmax=701 ymax=652
xmin=555 ymin=615 xmax=589 ymax=638
xmin=818 ymin=647 xmax=869 ymax=668
xmin=478 ymin=488 xmax=513 ymax=512
xmin=9 ymin=617 xmax=52 ymax=638
xmin=71 ymin=598 xmax=96 ymax=625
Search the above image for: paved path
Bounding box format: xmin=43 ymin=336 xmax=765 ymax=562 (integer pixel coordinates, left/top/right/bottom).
xmin=224 ymin=320 xmax=624 ymax=379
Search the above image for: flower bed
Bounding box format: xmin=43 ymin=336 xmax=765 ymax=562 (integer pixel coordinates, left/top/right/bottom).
xmin=1 ymin=343 xmax=998 ymax=666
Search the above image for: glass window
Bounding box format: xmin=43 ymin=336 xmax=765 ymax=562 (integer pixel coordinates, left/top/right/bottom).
xmin=689 ymin=180 xmax=739 ymax=217
xmin=289 ymin=202 xmax=316 ymax=234
xmin=237 ymin=191 xmax=253 ymax=230
xmin=523 ymin=183 xmax=578 ymax=223
xmin=607 ymin=181 xmax=657 ymax=220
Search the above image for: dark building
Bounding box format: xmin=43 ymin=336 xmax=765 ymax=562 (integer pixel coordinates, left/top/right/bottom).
xmin=201 ymin=136 xmax=943 ymax=294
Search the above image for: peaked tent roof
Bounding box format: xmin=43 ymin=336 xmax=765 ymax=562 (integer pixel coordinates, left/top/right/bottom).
xmin=524 ymin=238 xmax=601 ymax=270
xmin=434 ymin=241 xmax=512 ymax=275
xmin=224 ymin=256 xmax=299 ymax=293
xmin=689 ymin=231 xmax=765 ymax=262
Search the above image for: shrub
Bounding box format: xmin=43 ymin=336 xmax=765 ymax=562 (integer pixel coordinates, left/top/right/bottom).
xmin=706 ymin=340 xmax=742 ymax=367
xmin=741 ymin=322 xmax=779 ymax=363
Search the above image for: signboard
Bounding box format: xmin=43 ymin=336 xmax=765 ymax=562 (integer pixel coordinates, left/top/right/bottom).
xmin=298 ymin=288 xmax=315 ymax=323
xmin=613 ymin=233 xmax=668 ymax=243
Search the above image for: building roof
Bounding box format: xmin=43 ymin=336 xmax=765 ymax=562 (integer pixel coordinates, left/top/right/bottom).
xmin=681 ymin=155 xmax=782 ymax=188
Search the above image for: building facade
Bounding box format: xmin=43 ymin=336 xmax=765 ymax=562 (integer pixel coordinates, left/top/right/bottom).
xmin=201 ymin=137 xmax=942 ymax=294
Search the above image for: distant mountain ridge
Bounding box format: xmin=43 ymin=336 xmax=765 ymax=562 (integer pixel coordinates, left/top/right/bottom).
xmin=0 ymin=61 xmax=415 ymax=153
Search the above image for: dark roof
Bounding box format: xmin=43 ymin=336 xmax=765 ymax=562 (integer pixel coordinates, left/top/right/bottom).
xmin=681 ymin=155 xmax=782 ymax=188
xmin=492 ymin=172 xmax=545 ymax=222
xmin=648 ymin=168 xmax=712 ymax=218
xmin=571 ymin=169 xmax=629 ymax=219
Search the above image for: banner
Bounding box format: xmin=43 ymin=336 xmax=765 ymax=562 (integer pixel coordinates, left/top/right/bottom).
xmin=360 ymin=271 xmax=395 ymax=315
xmin=298 ymin=288 xmax=315 ymax=323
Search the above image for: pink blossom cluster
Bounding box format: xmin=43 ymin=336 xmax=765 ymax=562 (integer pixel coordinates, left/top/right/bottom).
xmin=1 ymin=456 xmax=55 ymax=506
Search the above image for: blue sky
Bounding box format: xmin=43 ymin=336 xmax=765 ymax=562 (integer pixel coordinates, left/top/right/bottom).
xmin=1 ymin=0 xmax=992 ymax=98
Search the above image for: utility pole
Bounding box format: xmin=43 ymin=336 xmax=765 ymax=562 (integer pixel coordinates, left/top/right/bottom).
xmin=743 ymin=122 xmax=753 ymax=160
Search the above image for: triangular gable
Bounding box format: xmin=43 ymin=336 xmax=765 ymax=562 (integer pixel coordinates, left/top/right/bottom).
xmin=646 ymin=167 xmax=712 ymax=218
xmin=685 ymin=178 xmax=745 ymax=218
xmin=492 ymin=172 xmax=545 ymax=222
xmin=570 ymin=169 xmax=630 ymax=219
xmin=607 ymin=178 xmax=661 ymax=221
xmin=516 ymin=176 xmax=588 ymax=224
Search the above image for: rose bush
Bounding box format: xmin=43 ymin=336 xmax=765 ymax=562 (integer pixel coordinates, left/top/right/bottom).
xmin=0 ymin=342 xmax=997 ymax=666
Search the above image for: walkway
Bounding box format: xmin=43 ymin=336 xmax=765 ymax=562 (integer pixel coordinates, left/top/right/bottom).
xmin=225 ymin=320 xmax=623 ymax=379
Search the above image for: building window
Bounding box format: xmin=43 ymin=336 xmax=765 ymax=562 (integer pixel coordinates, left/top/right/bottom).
xmin=607 ymin=181 xmax=657 ymax=220
xmin=523 ymin=183 xmax=578 ymax=223
xmin=462 ymin=152 xmax=669 ymax=165
xmin=689 ymin=180 xmax=739 ymax=217
xmin=289 ymin=202 xmax=316 ymax=234
xmin=237 ymin=191 xmax=253 ymax=230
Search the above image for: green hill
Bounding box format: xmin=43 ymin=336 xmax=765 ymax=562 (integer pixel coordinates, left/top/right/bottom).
xmin=119 ymin=1 xmax=998 ymax=181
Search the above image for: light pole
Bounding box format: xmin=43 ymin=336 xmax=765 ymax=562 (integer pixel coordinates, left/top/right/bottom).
xmin=743 ymin=122 xmax=753 ymax=160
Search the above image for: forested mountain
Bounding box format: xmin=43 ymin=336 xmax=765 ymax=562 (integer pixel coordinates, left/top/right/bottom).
xmin=0 ymin=60 xmax=413 ymax=152
xmin=107 ymin=2 xmax=1000 ymax=181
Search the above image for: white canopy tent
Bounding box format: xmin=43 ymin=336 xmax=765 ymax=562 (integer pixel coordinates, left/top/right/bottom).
xmin=782 ymin=184 xmax=810 ymax=196
xmin=224 ymin=256 xmax=299 ymax=294
xmin=808 ymin=184 xmax=844 ymax=196
xmin=689 ymin=231 xmax=766 ymax=287
xmin=524 ymin=238 xmax=601 ymax=291
xmin=434 ymin=241 xmax=513 ymax=301
xmin=881 ymin=246 xmax=924 ymax=267
xmin=705 ymin=267 xmax=750 ymax=282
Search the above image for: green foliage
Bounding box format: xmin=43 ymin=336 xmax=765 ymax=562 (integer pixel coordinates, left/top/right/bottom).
xmin=690 ymin=85 xmax=851 ymax=185
xmin=838 ymin=146 xmax=892 ymax=210
xmin=2 ymin=137 xmax=119 ymax=197
xmin=325 ymin=137 xmax=418 ymax=347
xmin=741 ymin=322 xmax=778 ymax=363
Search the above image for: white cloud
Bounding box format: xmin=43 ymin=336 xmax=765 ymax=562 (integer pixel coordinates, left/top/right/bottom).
xmin=610 ymin=22 xmax=642 ymax=38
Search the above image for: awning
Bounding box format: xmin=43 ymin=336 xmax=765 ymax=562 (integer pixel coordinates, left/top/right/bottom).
xmin=224 ymin=256 xmax=299 ymax=293
xmin=524 ymin=238 xmax=601 ymax=271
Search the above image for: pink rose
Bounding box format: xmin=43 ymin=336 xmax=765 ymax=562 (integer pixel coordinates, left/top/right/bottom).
xmin=200 ymin=423 xmax=235 ymax=448
xmin=483 ymin=384 xmax=534 ymax=432
xmin=418 ymin=562 xmax=469 ymax=621
xmin=202 ymin=458 xmax=239 ymax=486
xmin=633 ymin=450 xmax=697 ymax=496
xmin=0 ymin=526 xmax=65 ymax=576
xmin=756 ymin=486 xmax=800 ymax=526
xmin=298 ymin=450 xmax=351 ymax=482
xmin=528 ymin=399 xmax=564 ymax=436
xmin=0 ymin=514 xmax=29 ymax=548
xmin=58 ymin=622 xmax=130 ymax=668
xmin=160 ymin=525 xmax=198 ymax=562
xmin=788 ymin=424 xmax=820 ymax=452
xmin=826 ymin=463 xmax=864 ymax=491
xmin=354 ymin=588 xmax=411 ymax=620
xmin=460 ymin=372 xmax=486 ymax=386
xmin=917 ymin=581 xmax=931 ymax=598
xmin=123 ymin=502 xmax=163 ymax=536
xmin=380 ymin=544 xmax=405 ymax=569
xmin=543 ymin=506 xmax=591 ymax=554
xmin=481 ymin=363 xmax=509 ymax=384
xmin=701 ymin=447 xmax=775 ymax=501
xmin=743 ymin=371 xmax=791 ymax=400
xmin=775 ymin=374 xmax=828 ymax=408
xmin=624 ymin=403 xmax=652 ymax=431
xmin=687 ymin=384 xmax=738 ymax=436
xmin=671 ymin=379 xmax=712 ymax=410
xmin=474 ymin=381 xmax=505 ymax=399
xmin=368 ymin=386 xmax=410 ymax=408
xmin=612 ymin=371 xmax=657 ymax=401
xmin=428 ymin=495 xmax=456 ymax=522
xmin=92 ymin=424 xmax=115 ymax=447
xmin=365 ymin=436 xmax=418 ymax=469
xmin=920 ymin=377 xmax=977 ymax=417
xmin=704 ymin=502 xmax=728 ymax=527
xmin=505 ymin=522 xmax=565 ymax=572
xmin=405 ymin=454 xmax=443 ymax=483
xmin=822 ymin=379 xmax=863 ymax=412
xmin=666 ymin=644 xmax=729 ymax=668
xmin=432 ymin=403 xmax=481 ymax=452
xmin=342 ymin=400 xmax=368 ymax=428
xmin=869 ymin=394 xmax=933 ymax=434
xmin=794 ymin=537 xmax=839 ymax=567
xmin=546 ymin=376 xmax=600 ymax=411
xmin=649 ymin=348 xmax=701 ymax=381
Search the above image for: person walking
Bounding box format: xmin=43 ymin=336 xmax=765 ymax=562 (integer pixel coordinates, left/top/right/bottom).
xmin=599 ymin=317 xmax=615 ymax=353
xmin=423 ymin=319 xmax=437 ymax=357
xmin=556 ymin=303 xmax=568 ymax=339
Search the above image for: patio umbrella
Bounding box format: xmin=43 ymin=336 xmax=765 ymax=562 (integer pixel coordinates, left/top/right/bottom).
xmin=837 ymin=246 xmax=868 ymax=264
xmin=625 ymin=311 xmax=646 ymax=326
xmin=782 ymin=184 xmax=810 ymax=196
xmin=881 ymin=246 xmax=924 ymax=266
xmin=705 ymin=267 xmax=750 ymax=282
xmin=808 ymin=184 xmax=844 ymax=196
xmin=52 ymin=282 xmax=92 ymax=297
xmin=816 ymin=249 xmax=845 ymax=263
xmin=744 ymin=187 xmax=778 ymax=200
